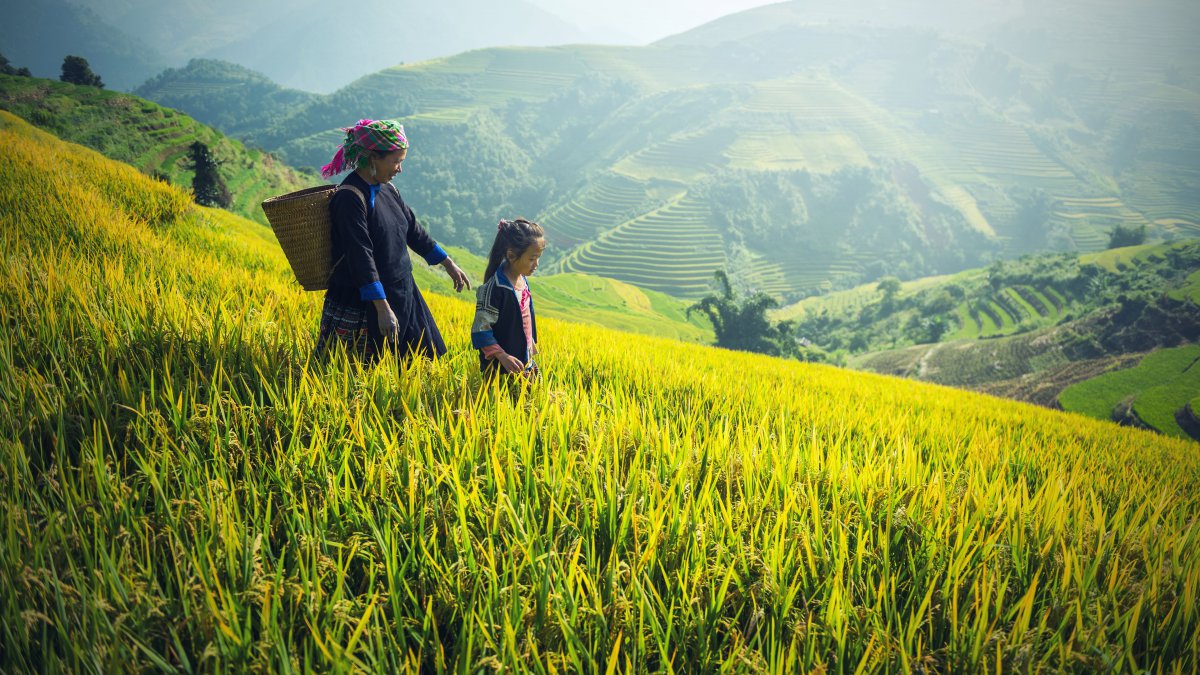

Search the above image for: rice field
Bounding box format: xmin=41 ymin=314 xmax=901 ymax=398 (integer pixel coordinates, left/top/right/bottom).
xmin=612 ymin=129 xmax=733 ymax=184
xmin=537 ymin=173 xmax=653 ymax=247
xmin=2 ymin=111 xmax=1200 ymax=672
xmin=559 ymin=193 xmax=728 ymax=298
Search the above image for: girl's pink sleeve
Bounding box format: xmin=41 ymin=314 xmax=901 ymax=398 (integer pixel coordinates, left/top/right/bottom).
xmin=480 ymin=344 xmax=505 ymax=359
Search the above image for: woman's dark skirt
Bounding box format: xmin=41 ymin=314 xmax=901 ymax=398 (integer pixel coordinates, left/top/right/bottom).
xmin=315 ymin=276 xmax=446 ymax=362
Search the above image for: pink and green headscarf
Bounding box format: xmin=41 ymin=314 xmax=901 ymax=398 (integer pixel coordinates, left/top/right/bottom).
xmin=320 ymin=119 xmax=408 ymax=178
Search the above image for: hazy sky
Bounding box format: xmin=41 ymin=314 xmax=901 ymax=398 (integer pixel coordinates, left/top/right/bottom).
xmin=526 ymin=0 xmax=782 ymax=43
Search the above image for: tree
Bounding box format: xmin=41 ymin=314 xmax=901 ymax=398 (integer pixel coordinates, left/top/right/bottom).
xmin=688 ymin=270 xmax=798 ymax=358
xmin=877 ymin=276 xmax=902 ymax=314
xmin=1107 ymin=224 xmax=1146 ymax=249
xmin=0 ymin=53 xmax=32 ymax=77
xmin=60 ymin=55 xmax=104 ymax=88
xmin=186 ymin=141 xmax=232 ymax=208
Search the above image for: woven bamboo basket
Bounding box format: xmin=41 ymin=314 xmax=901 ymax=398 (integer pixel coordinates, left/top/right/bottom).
xmin=261 ymin=185 xmax=337 ymax=291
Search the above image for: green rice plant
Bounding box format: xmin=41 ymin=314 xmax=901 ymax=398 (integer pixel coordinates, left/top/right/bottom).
xmin=1 ymin=111 xmax=1198 ymax=672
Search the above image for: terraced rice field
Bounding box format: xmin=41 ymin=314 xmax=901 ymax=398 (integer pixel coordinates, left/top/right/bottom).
xmin=1083 ymin=240 xmax=1188 ymax=272
xmin=612 ymin=128 xmax=733 ymax=183
xmin=6 ymin=112 xmax=1200 ymax=670
xmin=472 ymin=49 xmax=590 ymax=101
xmin=1121 ymin=160 xmax=1200 ymax=235
xmin=399 ymin=47 xmax=595 ymax=104
xmin=559 ymin=193 xmax=727 ymax=298
xmin=948 ymin=285 xmax=1071 ymax=339
xmin=771 ymin=285 xmax=883 ymax=323
xmin=347 ymin=69 xmax=471 ymax=113
xmin=1052 ymin=196 xmax=1149 ymax=251
xmin=724 ymin=130 xmax=870 ymax=173
xmin=741 ymin=255 xmax=792 ymax=298
xmin=539 ymin=173 xmax=654 ymax=246
xmin=740 ymin=76 xmax=909 ymax=158
xmin=940 ymin=120 xmax=1074 ymax=183
xmin=617 ymin=45 xmax=726 ymax=90
xmin=774 ymin=253 xmax=871 ymax=295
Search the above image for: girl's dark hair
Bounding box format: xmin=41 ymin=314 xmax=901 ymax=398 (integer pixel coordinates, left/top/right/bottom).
xmin=485 ymin=218 xmax=545 ymax=282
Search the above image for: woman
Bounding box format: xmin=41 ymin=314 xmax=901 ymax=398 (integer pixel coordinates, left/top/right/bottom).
xmin=315 ymin=118 xmax=470 ymax=362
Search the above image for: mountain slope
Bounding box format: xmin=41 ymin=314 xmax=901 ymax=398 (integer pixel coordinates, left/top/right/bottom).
xmin=0 ymin=73 xmax=313 ymax=226
xmin=133 ymin=60 xmax=321 ymax=146
xmin=2 ymin=107 xmax=1197 ymax=671
xmin=780 ymin=240 xmax=1200 ymax=438
xmin=139 ymin=5 xmax=1200 ymax=301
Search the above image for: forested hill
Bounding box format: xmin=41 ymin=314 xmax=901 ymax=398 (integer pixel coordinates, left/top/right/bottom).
xmin=137 ymin=0 xmax=1200 ymax=303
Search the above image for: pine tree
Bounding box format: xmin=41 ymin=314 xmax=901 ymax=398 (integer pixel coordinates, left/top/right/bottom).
xmin=60 ymin=55 xmax=104 ymax=88
xmin=187 ymin=141 xmax=232 ymax=208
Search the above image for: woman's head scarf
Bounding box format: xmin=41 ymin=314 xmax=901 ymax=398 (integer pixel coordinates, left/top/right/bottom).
xmin=320 ymin=119 xmax=408 ymax=179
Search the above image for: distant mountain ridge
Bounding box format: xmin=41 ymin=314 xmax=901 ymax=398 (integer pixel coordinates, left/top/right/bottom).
xmin=0 ymin=0 xmax=169 ymax=90
xmin=62 ymin=0 xmax=592 ymax=93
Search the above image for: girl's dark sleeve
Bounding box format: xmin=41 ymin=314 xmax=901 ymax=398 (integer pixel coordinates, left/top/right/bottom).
xmin=330 ymin=190 xmax=382 ymax=296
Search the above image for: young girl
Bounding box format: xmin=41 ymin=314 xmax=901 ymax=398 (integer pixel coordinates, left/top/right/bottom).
xmin=471 ymin=218 xmax=546 ymax=377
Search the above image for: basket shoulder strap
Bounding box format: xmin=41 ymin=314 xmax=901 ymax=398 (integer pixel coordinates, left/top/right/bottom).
xmin=327 ymin=184 xmax=368 ymax=285
xmin=335 ymin=184 xmax=367 ymax=209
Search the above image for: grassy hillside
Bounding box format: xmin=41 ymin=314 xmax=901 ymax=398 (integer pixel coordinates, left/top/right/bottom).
xmin=1058 ymin=345 xmax=1200 ymax=439
xmin=778 ymin=242 xmax=1200 ymax=437
xmin=782 ymin=242 xmax=1200 ymax=354
xmin=135 ymin=2 xmax=1200 ymax=301
xmin=3 ymin=103 xmax=1200 ymax=671
xmin=0 ymin=73 xmax=314 ymax=226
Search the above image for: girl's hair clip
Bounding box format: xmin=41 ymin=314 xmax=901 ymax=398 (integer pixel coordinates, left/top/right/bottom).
xmin=497 ymin=219 xmax=509 ymax=232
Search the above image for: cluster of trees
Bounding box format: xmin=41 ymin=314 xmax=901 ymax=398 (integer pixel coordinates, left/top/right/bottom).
xmin=0 ymin=53 xmax=32 ymax=77
xmin=60 ymin=55 xmax=104 ymax=88
xmin=689 ymin=271 xmax=830 ymax=363
xmin=2 ymin=52 xmax=107 ymax=87
xmin=1108 ymin=224 xmax=1146 ymax=249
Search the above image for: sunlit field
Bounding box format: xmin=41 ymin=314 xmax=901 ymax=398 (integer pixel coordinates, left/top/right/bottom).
xmin=2 ymin=112 xmax=1198 ymax=672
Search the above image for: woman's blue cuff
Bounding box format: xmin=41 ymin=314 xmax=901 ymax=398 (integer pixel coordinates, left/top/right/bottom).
xmin=423 ymin=244 xmax=448 ymax=266
xmin=359 ymin=281 xmax=386 ymax=301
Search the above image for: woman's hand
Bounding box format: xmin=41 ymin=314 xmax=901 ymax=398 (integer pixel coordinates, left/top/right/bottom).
xmin=440 ymin=258 xmax=471 ymax=292
xmin=373 ymin=299 xmax=399 ymax=341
